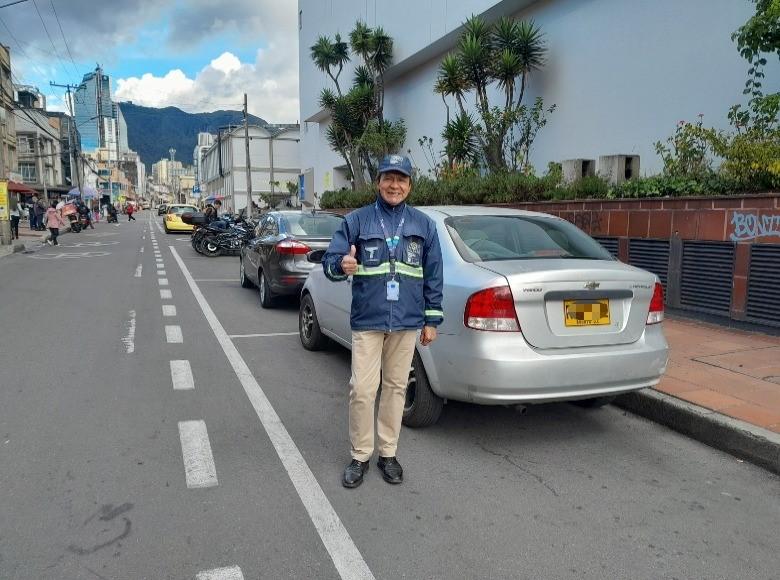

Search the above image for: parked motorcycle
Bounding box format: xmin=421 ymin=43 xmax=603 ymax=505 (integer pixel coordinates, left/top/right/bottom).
xmin=199 ymin=220 xmax=255 ymax=257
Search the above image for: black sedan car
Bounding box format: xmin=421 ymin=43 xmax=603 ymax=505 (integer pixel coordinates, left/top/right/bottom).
xmin=240 ymin=210 xmax=345 ymax=308
xmin=157 ymin=204 xmax=168 ymax=216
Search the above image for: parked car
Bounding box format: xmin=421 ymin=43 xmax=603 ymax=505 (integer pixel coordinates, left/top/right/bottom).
xmin=163 ymin=204 xmax=198 ymax=233
xmin=240 ymin=210 xmax=345 ymax=308
xmin=299 ymin=206 xmax=669 ymax=427
xmin=157 ymin=204 xmax=168 ymax=216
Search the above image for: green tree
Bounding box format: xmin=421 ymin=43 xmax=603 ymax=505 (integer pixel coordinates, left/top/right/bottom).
xmin=435 ymin=15 xmax=550 ymax=173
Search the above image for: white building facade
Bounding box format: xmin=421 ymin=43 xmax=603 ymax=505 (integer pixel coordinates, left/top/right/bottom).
xmin=200 ymin=124 xmax=301 ymax=212
xmin=298 ymin=0 xmax=777 ymax=202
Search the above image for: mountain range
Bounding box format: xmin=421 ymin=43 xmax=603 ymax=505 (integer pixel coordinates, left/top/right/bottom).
xmin=118 ymin=102 xmax=267 ymax=171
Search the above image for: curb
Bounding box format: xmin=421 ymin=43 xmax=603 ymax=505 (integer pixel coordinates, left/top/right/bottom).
xmin=615 ymin=389 xmax=780 ymax=476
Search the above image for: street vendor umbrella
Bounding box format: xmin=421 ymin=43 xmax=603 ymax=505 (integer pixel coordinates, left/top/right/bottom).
xmin=68 ymin=186 xmax=98 ymax=198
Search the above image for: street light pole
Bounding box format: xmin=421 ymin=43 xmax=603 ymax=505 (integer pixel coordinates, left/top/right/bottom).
xmin=243 ymin=93 xmax=253 ymax=219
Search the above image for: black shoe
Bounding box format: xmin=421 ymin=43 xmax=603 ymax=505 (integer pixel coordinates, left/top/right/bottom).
xmin=342 ymin=459 xmax=369 ymax=488
xmin=377 ymin=456 xmax=403 ymax=484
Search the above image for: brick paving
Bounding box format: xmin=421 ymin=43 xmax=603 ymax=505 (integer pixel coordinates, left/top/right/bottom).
xmin=658 ymin=316 xmax=780 ymax=433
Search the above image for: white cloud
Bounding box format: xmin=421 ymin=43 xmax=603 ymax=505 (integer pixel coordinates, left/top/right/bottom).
xmin=114 ymin=46 xmax=299 ymax=123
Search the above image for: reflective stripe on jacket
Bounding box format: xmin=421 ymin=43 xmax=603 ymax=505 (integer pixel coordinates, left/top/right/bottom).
xmin=323 ymin=198 xmax=444 ymax=332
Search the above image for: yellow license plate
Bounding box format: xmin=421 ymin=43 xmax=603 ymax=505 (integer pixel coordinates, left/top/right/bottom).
xmin=564 ymin=299 xmax=610 ymax=327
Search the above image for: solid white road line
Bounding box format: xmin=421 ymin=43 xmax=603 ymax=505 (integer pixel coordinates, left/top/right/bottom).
xmin=134 ymin=264 xmax=142 ymax=278
xmin=170 ymin=360 xmax=194 ymax=390
xmin=229 ymin=332 xmax=299 ymax=338
xmin=178 ymin=420 xmax=218 ymax=488
xmin=170 ymin=246 xmax=374 ymax=580
xmin=165 ymin=325 xmax=183 ymax=343
xmin=162 ymin=304 xmax=177 ymax=317
xmin=160 ymin=289 xmax=173 ymax=299
xmin=122 ymin=310 xmax=136 ymax=354
xmin=193 ymin=279 xmax=236 ymax=282
xmin=195 ymin=566 xmax=244 ymax=580
xmin=158 ymin=278 xmax=169 ymax=286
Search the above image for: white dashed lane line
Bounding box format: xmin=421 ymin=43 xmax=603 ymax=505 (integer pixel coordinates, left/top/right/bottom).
xmin=178 ymin=420 xmax=218 ymax=489
xmin=165 ymin=325 xmax=183 ymax=343
xmin=195 ymin=566 xmax=244 ymax=580
xmin=162 ymin=305 xmax=177 ymax=317
xmin=160 ymin=289 xmax=173 ymax=299
xmin=170 ymin=360 xmax=194 ymax=391
xmin=158 ymin=270 xmax=167 ymax=276
xmin=229 ymin=332 xmax=299 ymax=339
xmin=158 ymin=278 xmax=169 ymax=286
xmin=134 ymin=264 xmax=142 ymax=278
xmin=156 ymin=263 xmax=164 ymax=269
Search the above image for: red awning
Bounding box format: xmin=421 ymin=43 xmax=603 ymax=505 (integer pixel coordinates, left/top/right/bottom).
xmin=8 ymin=181 xmax=37 ymax=195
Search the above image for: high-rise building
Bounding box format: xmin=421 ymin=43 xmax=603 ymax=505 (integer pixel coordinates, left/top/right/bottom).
xmin=74 ymin=67 xmax=113 ymax=153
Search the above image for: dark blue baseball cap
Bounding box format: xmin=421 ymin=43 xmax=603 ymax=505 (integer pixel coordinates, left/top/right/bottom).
xmin=378 ymin=154 xmax=413 ymax=177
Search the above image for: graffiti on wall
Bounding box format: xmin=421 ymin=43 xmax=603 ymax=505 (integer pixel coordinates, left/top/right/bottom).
xmin=729 ymin=211 xmax=780 ymax=241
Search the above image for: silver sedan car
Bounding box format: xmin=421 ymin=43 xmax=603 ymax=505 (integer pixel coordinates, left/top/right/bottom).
xmin=299 ymin=206 xmax=669 ymax=427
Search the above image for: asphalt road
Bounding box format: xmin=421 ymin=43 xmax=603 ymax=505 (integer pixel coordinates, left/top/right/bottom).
xmin=1 ymin=212 xmax=778 ymax=580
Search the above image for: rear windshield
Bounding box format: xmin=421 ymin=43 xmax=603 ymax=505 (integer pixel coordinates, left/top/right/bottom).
xmin=281 ymin=213 xmax=344 ymax=237
xmin=168 ymin=206 xmax=197 ymax=214
xmin=445 ymin=215 xmax=614 ymax=262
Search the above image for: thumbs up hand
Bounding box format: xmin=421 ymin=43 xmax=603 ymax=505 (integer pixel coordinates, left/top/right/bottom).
xmin=341 ymin=244 xmax=358 ymax=275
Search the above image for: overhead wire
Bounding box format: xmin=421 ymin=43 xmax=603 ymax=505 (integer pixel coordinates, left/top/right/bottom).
xmin=30 ymin=0 xmax=74 ymax=83
xmin=0 ymin=14 xmax=50 ymax=80
xmin=48 ymin=0 xmax=80 ymax=78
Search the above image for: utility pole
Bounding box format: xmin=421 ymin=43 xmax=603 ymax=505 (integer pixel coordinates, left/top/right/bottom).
xmin=268 ymin=136 xmax=275 ymax=206
xmin=51 ymin=82 xmax=84 ymax=200
xmin=243 ymin=93 xmax=253 ymax=219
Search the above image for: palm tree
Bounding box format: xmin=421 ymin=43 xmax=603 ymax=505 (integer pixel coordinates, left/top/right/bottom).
xmin=514 ymin=21 xmax=546 ymax=104
xmin=310 ymin=34 xmax=350 ymax=95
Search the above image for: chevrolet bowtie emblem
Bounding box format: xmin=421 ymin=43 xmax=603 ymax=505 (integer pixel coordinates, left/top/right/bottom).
xmin=584 ymin=281 xmax=600 ymax=290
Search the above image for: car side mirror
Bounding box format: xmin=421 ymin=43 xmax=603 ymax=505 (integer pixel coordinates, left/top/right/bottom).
xmin=307 ymin=249 xmax=326 ymax=263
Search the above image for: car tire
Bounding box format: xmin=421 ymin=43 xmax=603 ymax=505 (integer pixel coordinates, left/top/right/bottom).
xmin=299 ymin=293 xmax=328 ymax=351
xmin=258 ymin=270 xmax=275 ymax=308
xmin=164 ymin=223 xmax=170 ymax=234
xmin=240 ymin=258 xmax=254 ymax=288
xmin=573 ymin=395 xmax=616 ymax=408
xmin=402 ymin=352 xmax=444 ymax=428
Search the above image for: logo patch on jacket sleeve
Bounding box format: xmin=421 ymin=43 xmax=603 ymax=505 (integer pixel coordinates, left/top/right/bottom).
xmin=405 ymin=239 xmax=422 ymax=266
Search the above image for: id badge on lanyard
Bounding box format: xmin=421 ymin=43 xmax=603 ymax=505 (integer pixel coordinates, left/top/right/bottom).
xmin=377 ymin=204 xmax=405 ymax=302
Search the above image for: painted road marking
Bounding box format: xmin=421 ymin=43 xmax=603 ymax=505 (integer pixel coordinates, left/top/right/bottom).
xmin=31 ymin=252 xmax=111 ymax=259
xmin=165 ymin=325 xmax=183 ymax=343
xmin=178 ymin=420 xmax=218 ymax=489
xmin=162 ymin=305 xmax=177 ymax=317
xmin=140 ymin=247 xmax=145 ymax=253
xmin=134 ymin=264 xmax=143 ymax=278
xmin=170 ymin=360 xmax=194 ymax=391
xmin=158 ymin=278 xmax=169 ymax=286
xmin=158 ymin=270 xmax=167 ymax=276
xmin=193 ymin=279 xmax=235 ymax=282
xmin=122 ymin=310 xmax=136 ymax=354
xmin=160 ymin=289 xmax=173 ymax=299
xmin=170 ymin=246 xmax=375 ymax=580
xmin=195 ymin=566 xmax=244 ymax=580
xmin=156 ymin=263 xmax=164 ymax=269
xmin=229 ymin=332 xmax=299 ymax=338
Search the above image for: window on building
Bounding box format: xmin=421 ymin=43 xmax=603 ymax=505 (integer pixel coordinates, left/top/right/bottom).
xmin=19 ymin=162 xmax=36 ymax=183
xmin=18 ymin=136 xmax=34 ymax=155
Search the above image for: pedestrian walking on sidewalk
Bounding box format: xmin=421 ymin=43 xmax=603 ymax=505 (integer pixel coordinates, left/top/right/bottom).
xmin=322 ymin=154 xmax=444 ymax=489
xmin=35 ymin=197 xmax=46 ymax=230
xmin=9 ymin=194 xmax=20 ymax=239
xmin=44 ymin=201 xmax=65 ymax=246
xmin=126 ymin=203 xmax=136 ymax=221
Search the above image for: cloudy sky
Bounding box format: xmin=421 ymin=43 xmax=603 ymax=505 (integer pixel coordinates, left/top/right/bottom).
xmin=0 ymin=0 xmax=299 ymax=121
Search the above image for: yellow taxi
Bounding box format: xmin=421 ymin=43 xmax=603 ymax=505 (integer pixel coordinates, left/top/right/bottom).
xmin=163 ymin=204 xmax=198 ymax=233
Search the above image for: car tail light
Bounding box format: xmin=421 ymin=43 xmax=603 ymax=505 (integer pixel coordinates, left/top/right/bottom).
xmin=276 ymin=239 xmax=311 ymax=255
xmin=464 ymin=285 xmax=520 ymax=332
xmin=646 ymin=282 xmax=664 ymax=324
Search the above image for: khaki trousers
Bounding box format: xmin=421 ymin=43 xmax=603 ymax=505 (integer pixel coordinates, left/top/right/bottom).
xmin=349 ymin=330 xmax=417 ymax=462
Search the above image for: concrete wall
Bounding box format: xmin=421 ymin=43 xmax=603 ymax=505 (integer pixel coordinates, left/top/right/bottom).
xmin=299 ymin=0 xmax=777 ymax=199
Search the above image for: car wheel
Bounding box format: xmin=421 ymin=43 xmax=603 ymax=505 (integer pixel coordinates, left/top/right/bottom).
xmin=402 ymin=352 xmax=443 ymax=428
xmin=240 ymin=258 xmax=254 ymax=288
xmin=573 ymin=395 xmax=616 ymax=408
xmin=299 ymin=293 xmax=328 ymax=351
xmin=258 ymin=270 xmax=275 ymax=308
xmin=164 ymin=223 xmax=170 ymax=234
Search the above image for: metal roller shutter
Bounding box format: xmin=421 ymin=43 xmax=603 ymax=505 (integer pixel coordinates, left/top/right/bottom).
xmin=746 ymin=244 xmax=780 ymax=326
xmin=593 ymin=236 xmax=619 ymax=258
xmin=680 ymin=241 xmax=735 ymax=315
xmin=628 ymin=239 xmax=670 ymax=288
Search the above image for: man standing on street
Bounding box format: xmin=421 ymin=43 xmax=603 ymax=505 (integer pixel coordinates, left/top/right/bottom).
xmin=323 ymin=154 xmax=444 ymax=488
xmin=126 ymin=203 xmax=136 ymax=221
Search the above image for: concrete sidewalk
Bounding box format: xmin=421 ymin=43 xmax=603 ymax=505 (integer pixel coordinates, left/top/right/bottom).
xmin=618 ymin=315 xmax=780 ymax=474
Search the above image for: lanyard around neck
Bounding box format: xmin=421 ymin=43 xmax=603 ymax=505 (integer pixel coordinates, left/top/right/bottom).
xmin=375 ymin=203 xmax=405 ymax=262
